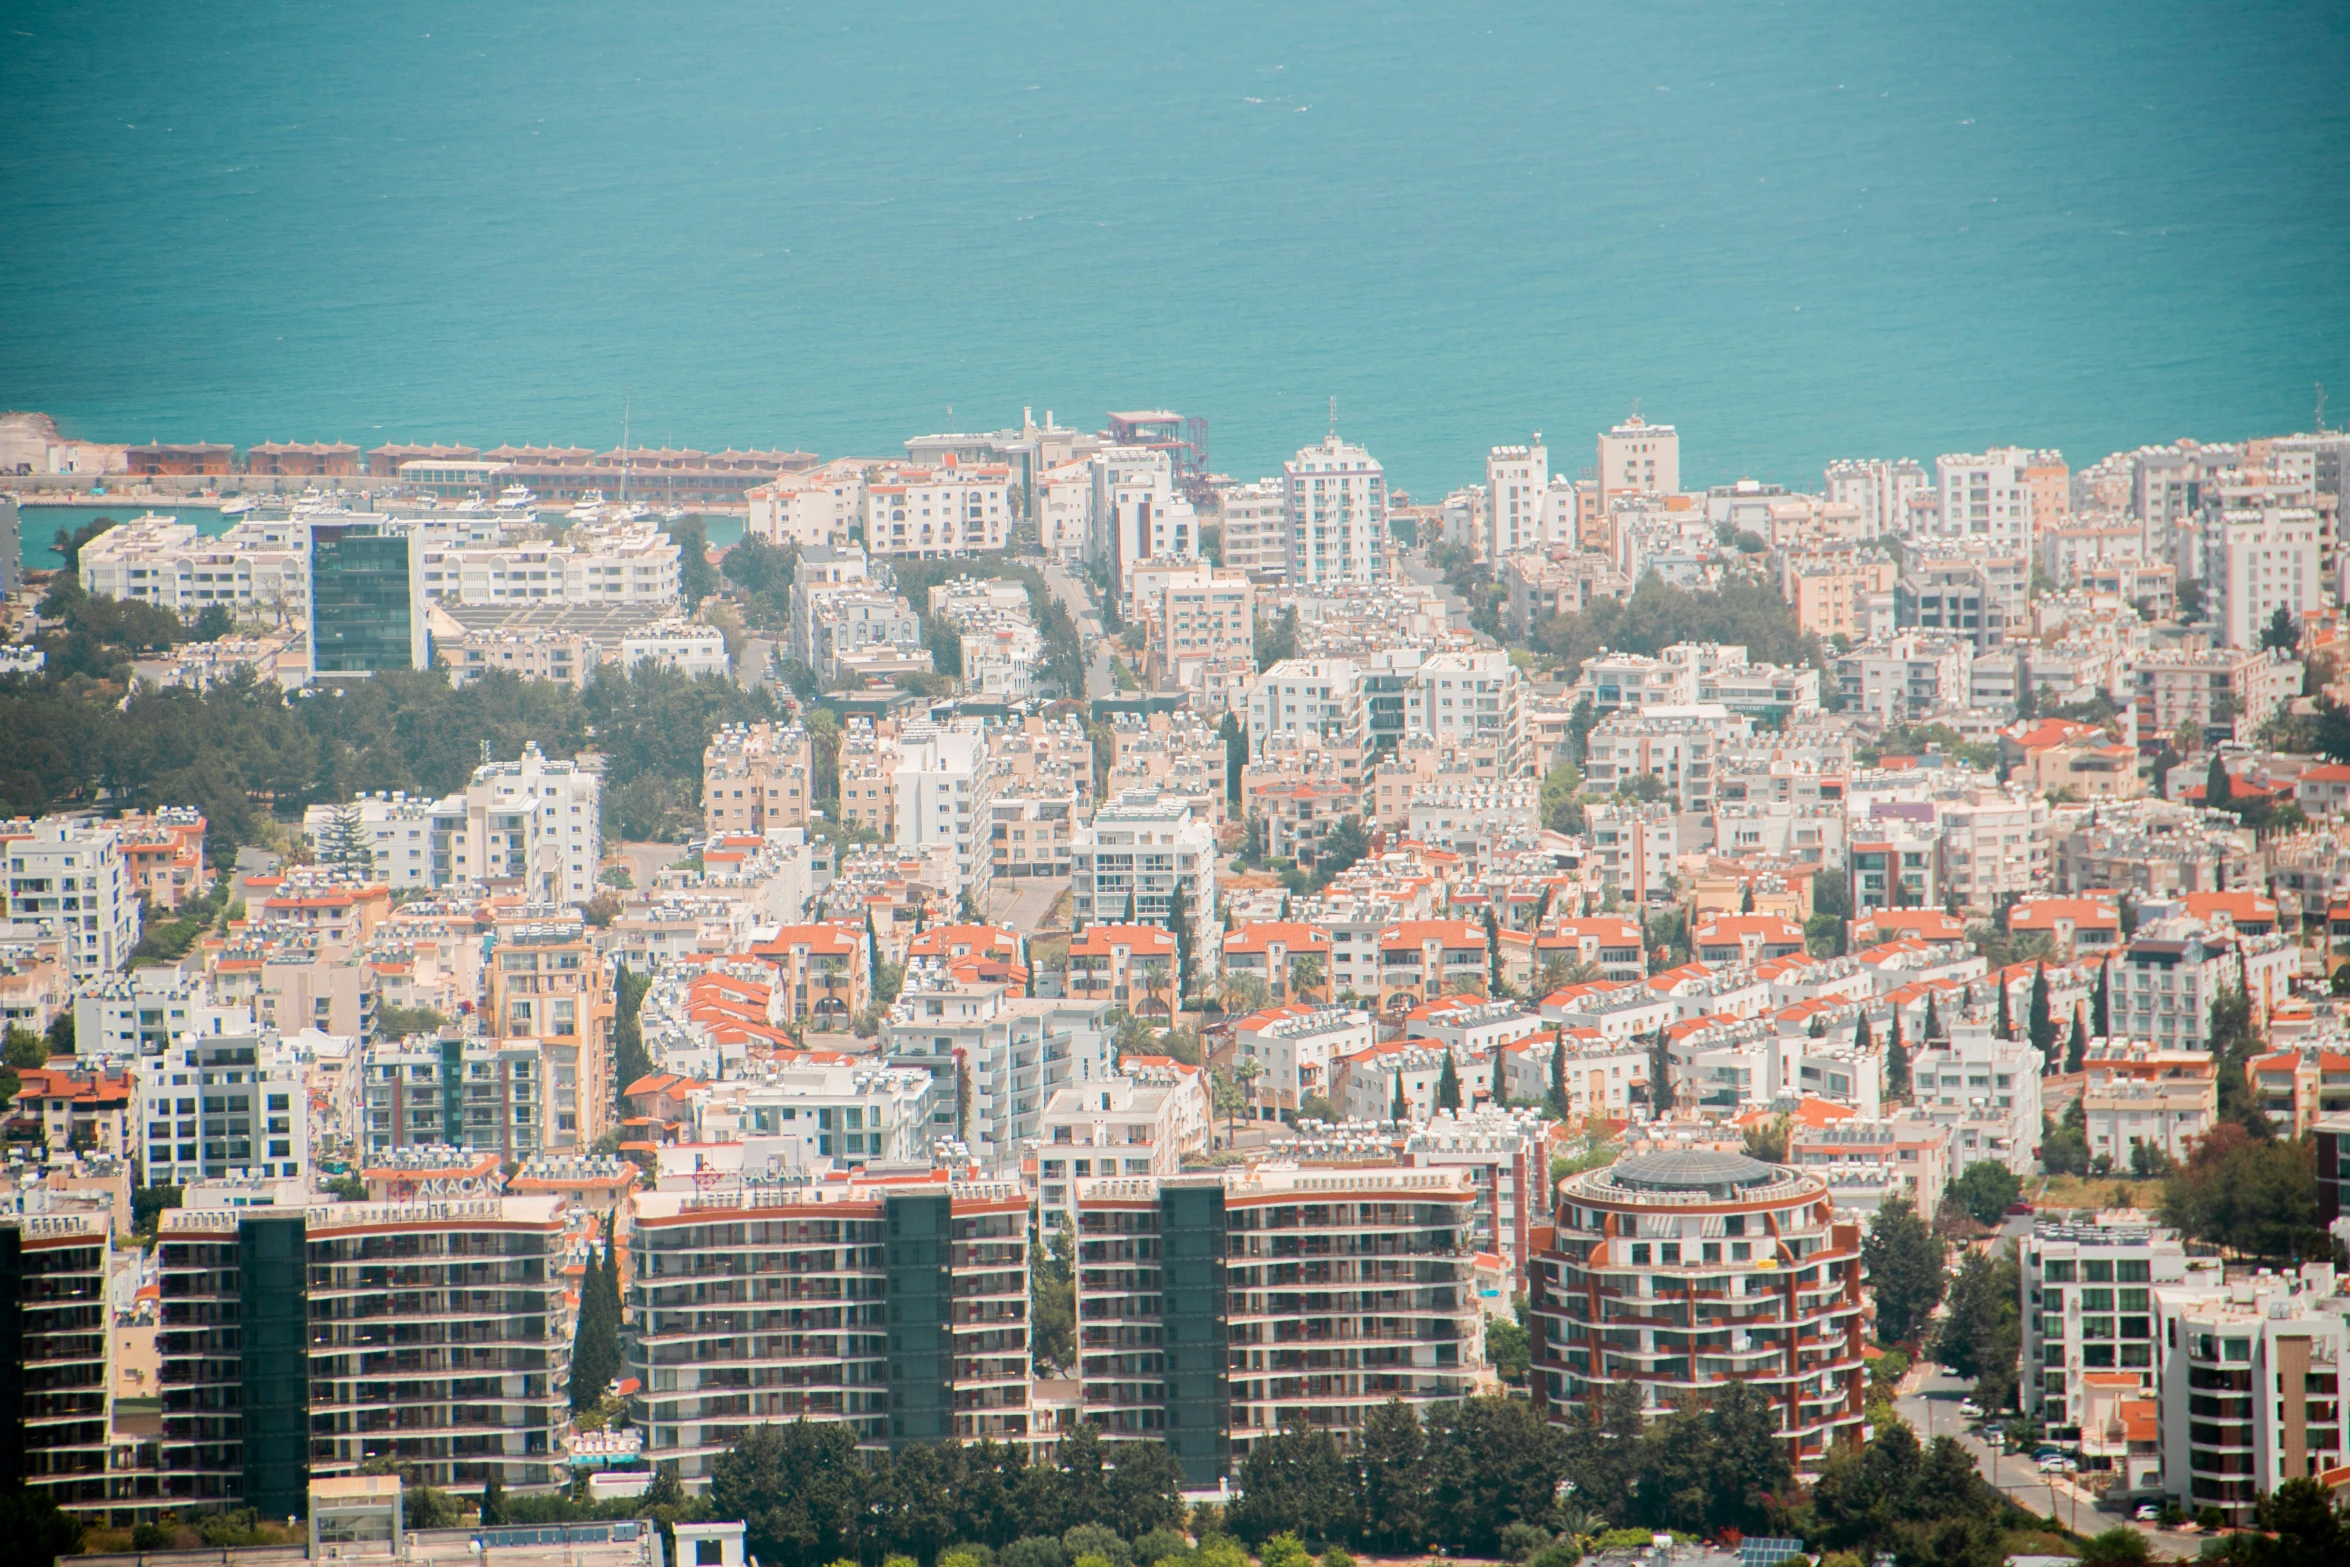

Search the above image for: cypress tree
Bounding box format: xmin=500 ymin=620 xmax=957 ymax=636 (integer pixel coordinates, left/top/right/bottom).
xmin=1390 ymin=1071 xmax=1408 ymax=1123
xmin=1995 ymin=972 xmax=2013 ymax=1039
xmin=1436 ymin=1051 xmax=1462 ymax=1112
xmin=1484 ymin=906 xmax=1503 ymax=993
xmin=2093 ymin=960 xmax=2110 ymax=1037
xmin=1853 ymin=1007 xmax=1874 ymax=1053
xmin=1548 ymin=1026 xmax=1568 ymax=1119
xmin=569 ymin=1244 xmax=616 ymax=1410
xmin=2027 ymin=960 xmax=2055 ymax=1071
xmin=2066 ymin=1003 xmax=2089 ymax=1074
xmin=1887 ymin=1004 xmax=1910 ymax=1101
xmin=1924 ymin=988 xmax=1944 ymax=1043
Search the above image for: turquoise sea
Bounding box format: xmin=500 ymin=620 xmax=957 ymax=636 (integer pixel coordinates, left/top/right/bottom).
xmin=2 ymin=2 xmax=2345 ymax=501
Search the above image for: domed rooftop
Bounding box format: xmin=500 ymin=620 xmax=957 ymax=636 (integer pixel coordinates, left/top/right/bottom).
xmin=1606 ymin=1149 xmax=1778 ymax=1195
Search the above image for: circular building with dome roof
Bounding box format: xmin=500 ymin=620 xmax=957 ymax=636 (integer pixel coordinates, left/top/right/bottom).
xmin=1528 ymin=1147 xmax=1867 ymax=1472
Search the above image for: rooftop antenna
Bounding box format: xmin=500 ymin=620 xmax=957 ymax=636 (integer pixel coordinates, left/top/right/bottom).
xmin=2317 ymin=382 xmax=2329 ymax=434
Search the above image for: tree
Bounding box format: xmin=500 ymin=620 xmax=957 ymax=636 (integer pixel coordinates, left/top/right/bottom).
xmin=1931 ymin=1247 xmax=2023 ymax=1413
xmin=1220 ymin=711 xmax=1245 ymax=807
xmin=1647 ymin=1031 xmax=1674 ymax=1113
xmin=2014 ymin=652 xmax=2037 ymax=719
xmin=1256 ymin=606 xmax=1298 ymax=671
xmin=568 ymin=1240 xmax=620 ymax=1410
xmin=1886 ymin=1005 xmax=1910 ymax=1101
xmin=192 ymin=602 xmax=238 ymax=641
xmin=2026 ymin=961 xmax=2055 ymax=1072
xmin=2207 ymin=752 xmax=2233 ymax=812
xmin=1993 ymin=972 xmax=2013 ymax=1040
xmin=1923 ymin=988 xmax=1945 ymax=1043
xmin=1227 ymin=1423 xmax=1359 ymax=1547
xmin=1421 ymin=1396 xmax=1570 ymax=1555
xmin=1355 ymin=1398 xmax=1428 ymax=1554
xmin=1949 ymin=1160 xmax=2022 ymax=1227
xmin=1853 ymin=1007 xmax=1874 ymax=1054
xmin=611 ymin=965 xmax=656 ymax=1094
xmin=1742 ymin=1112 xmax=1791 ymax=1163
xmin=2161 ymin=1124 xmax=2323 ymax=1260
xmin=312 ymin=798 xmax=375 ymax=879
xmin=1031 ymin=1217 xmax=1075 ymax=1373
xmin=1168 ymin=881 xmax=1195 ymax=1003
xmin=2092 ymin=959 xmax=2110 ymax=1037
xmin=1547 ymin=1030 xmax=1569 ymax=1119
xmin=2261 ymin=603 xmax=2301 ymax=654
xmin=666 ymin=517 xmax=719 ymax=609
xmin=1436 ymin=1051 xmax=1462 ymax=1112
xmin=709 ymin=1421 xmax=872 ymax=1567
xmin=2065 ymin=1003 xmax=2088 ymax=1074
xmin=1862 ymin=1197 xmax=1946 ymax=1344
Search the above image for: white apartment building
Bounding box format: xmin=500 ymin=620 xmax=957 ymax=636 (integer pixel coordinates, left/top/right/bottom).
xmin=1938 ymin=788 xmax=2052 ymax=912
xmin=1234 ymin=1006 xmax=1376 ymax=1113
xmin=1582 ymin=706 xmax=1751 ymax=812
xmin=305 ymin=743 xmax=602 ymax=905
xmin=709 ymin=1060 xmax=946 ymax=1169
xmin=2113 ymin=918 xmax=2297 ymax=1052
xmin=78 ymin=514 xmax=309 ymax=625
xmin=1417 ymin=649 xmax=1531 ymax=773
xmin=1037 ymin=458 xmax=1094 ymax=561
xmin=745 ymin=458 xmax=865 ymax=549
xmin=2205 ymin=503 xmax=2320 ymax=650
xmin=882 ymin=967 xmax=1115 ymax=1166
xmin=1832 ymin=633 xmax=1974 ymax=719
xmin=621 ymin=618 xmax=730 ymax=680
xmin=1486 ymin=440 xmax=1550 ymax=557
xmin=894 ymin=720 xmax=996 ymax=898
xmin=1069 ymin=789 xmax=1218 ymax=930
xmin=2084 ymin=1076 xmax=2215 ymax=1168
xmin=1790 ymin=1113 xmax=1953 ymax=1221
xmin=1218 ymin=479 xmax=1288 ymax=580
xmin=3 ymin=818 xmax=139 ymax=979
xmin=1035 ymin=1067 xmax=1212 ymax=1224
xmin=703 ymin=721 xmax=813 ymax=837
xmin=1908 ymin=1024 xmax=2043 ymax=1175
xmin=421 ymin=521 xmax=681 ymax=608
xmin=74 ymin=973 xmax=236 ymax=1058
xmin=1932 ymin=448 xmax=2065 ymax=555
xmin=1583 ymin=801 xmax=1680 ymax=905
xmin=1597 ymin=415 xmax=1678 ymax=498
xmin=1283 ymin=433 xmax=1387 ymax=587
xmin=136 ymin=1027 xmax=310 ymax=1184
xmin=1823 ymin=457 xmax=1930 ymax=538
xmin=2021 ymin=1220 xmax=2193 ymax=1433
xmin=962 ymin=621 xmax=1045 ymax=698
xmin=861 ymin=457 xmax=1014 ymax=557
xmin=1090 ymin=446 xmax=1199 ymax=595
xmin=2155 ymin=1271 xmax=2348 ymax=1524
xmin=1247 ymin=657 xmax=1361 ymax=756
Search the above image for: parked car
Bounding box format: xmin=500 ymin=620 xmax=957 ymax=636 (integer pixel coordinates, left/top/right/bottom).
xmin=2134 ymin=1504 xmax=2162 ymax=1523
xmin=2007 ymin=1200 xmax=2035 ymax=1215
xmin=2039 ymin=1456 xmax=2067 ymax=1473
xmin=1960 ymin=1398 xmax=1984 ymax=1418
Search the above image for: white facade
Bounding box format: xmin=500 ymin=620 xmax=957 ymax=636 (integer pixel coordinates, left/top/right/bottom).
xmin=1907 ymin=1025 xmax=2044 ymax=1176
xmin=1597 ymin=415 xmax=1678 ymax=498
xmin=1283 ymin=434 xmax=1387 ymax=587
xmin=893 ymin=721 xmax=996 ymax=898
xmin=3 ymin=818 xmax=139 ymax=979
xmin=1933 ymin=448 xmax=2058 ymax=555
xmin=1823 ymin=457 xmax=1930 ymax=538
xmin=2205 ymin=503 xmax=2320 ymax=650
xmin=78 ymin=514 xmax=308 ymax=626
xmin=1069 ymin=789 xmax=1218 ymax=930
xmin=1485 ymin=441 xmax=1549 ymax=558
xmin=861 ymin=458 xmax=1014 ymax=557
xmin=1246 ymin=657 xmax=1361 ymax=756
xmin=421 ymin=521 xmax=681 ymax=608
xmin=2021 ymin=1219 xmax=2192 ymax=1426
xmin=74 ymin=973 xmax=238 ymax=1058
xmin=2155 ymin=1273 xmax=2349 ymax=1524
xmin=1035 ymin=1069 xmax=1210 ymax=1224
xmin=309 ymin=744 xmax=606 ymax=905
xmin=621 ymin=619 xmax=730 ymax=680
xmin=1037 ymin=458 xmax=1094 ymax=562
xmin=710 ymin=1061 xmax=946 ymax=1169
xmin=1218 ymin=479 xmax=1288 ymax=580
xmin=136 ymin=1028 xmax=311 ymax=1185
xmin=1089 ymin=446 xmax=1199 ymax=594
xmin=745 ymin=460 xmax=864 ymax=550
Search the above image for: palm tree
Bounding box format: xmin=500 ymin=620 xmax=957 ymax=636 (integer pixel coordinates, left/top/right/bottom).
xmin=1234 ymin=1057 xmax=1265 ymax=1129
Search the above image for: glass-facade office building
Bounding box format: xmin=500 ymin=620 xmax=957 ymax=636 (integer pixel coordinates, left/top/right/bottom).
xmin=308 ymin=522 xmax=427 ymax=677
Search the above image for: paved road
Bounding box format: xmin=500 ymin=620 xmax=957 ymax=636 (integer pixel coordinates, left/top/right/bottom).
xmin=1041 ymin=562 xmax=1113 ymax=700
xmin=614 ymin=839 xmax=689 ymax=891
xmin=1896 ymin=1367 xmax=2194 ymax=1554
